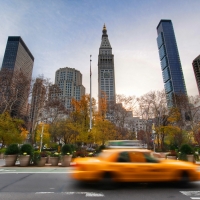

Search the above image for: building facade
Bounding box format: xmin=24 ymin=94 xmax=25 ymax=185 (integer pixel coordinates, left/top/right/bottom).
xmin=1 ymin=36 xmax=34 ymax=81
xmin=98 ymin=24 xmax=116 ymax=113
xmin=29 ymin=78 xmax=46 ymax=135
xmin=55 ymin=67 xmax=85 ymax=110
xmin=156 ymin=20 xmax=187 ymax=108
xmin=0 ymin=36 xmax=34 ymax=117
xmin=192 ymin=55 xmax=200 ymax=95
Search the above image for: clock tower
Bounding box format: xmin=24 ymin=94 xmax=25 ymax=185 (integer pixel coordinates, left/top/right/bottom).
xmin=98 ymin=24 xmax=116 ymax=115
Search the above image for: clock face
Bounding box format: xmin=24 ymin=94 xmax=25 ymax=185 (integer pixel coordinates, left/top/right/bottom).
xmin=104 ymin=72 xmax=110 ymax=78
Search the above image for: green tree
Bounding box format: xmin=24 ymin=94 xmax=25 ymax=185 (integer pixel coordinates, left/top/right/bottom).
xmin=92 ymin=113 xmax=117 ymax=145
xmin=0 ymin=112 xmax=26 ymax=147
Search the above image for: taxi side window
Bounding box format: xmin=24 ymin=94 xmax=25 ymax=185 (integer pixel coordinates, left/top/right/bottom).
xmin=130 ymin=152 xmax=146 ymax=163
xmin=143 ymin=153 xmax=159 ymax=163
xmin=116 ymin=151 xmax=130 ymax=162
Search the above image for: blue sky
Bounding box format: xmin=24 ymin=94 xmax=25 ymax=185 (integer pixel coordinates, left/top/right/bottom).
xmin=0 ymin=0 xmax=200 ymax=101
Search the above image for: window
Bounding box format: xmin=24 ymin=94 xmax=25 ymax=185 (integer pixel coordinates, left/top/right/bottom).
xmin=116 ymin=152 xmax=130 ymax=162
xmin=143 ymin=153 xmax=159 ymax=163
xmin=130 ymin=152 xmax=145 ymax=162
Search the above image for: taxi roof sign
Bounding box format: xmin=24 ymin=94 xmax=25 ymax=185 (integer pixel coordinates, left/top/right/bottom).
xmin=105 ymin=140 xmax=147 ymax=149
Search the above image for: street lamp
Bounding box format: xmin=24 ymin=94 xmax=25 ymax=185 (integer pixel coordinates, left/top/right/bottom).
xmin=152 ymin=123 xmax=156 ymax=152
xmin=90 ymin=55 xmax=92 ymax=131
xmin=39 ymin=122 xmax=44 ymax=152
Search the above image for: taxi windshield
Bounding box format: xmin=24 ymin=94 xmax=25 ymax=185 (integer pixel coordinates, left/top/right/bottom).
xmin=97 ymin=151 xmax=114 ymax=160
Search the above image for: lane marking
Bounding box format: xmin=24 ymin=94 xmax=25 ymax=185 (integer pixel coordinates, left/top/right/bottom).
xmin=191 ymin=198 xmax=200 ymax=200
xmin=63 ymin=192 xmax=104 ymax=196
xmin=0 ymin=169 xmax=16 ymax=172
xmin=36 ymin=192 xmax=54 ymax=194
xmin=86 ymin=193 xmax=104 ymax=197
xmin=180 ymin=191 xmax=200 ymax=196
xmin=35 ymin=192 xmax=104 ymax=197
xmin=0 ymin=171 xmax=73 ymax=174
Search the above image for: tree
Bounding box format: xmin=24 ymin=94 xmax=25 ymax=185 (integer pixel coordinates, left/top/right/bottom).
xmin=49 ymin=95 xmax=96 ymax=145
xmin=134 ymin=90 xmax=171 ymax=150
xmin=92 ymin=114 xmax=117 ymax=145
xmin=112 ymin=94 xmax=137 ymax=130
xmin=0 ymin=112 xmax=27 ymax=147
xmin=0 ymin=68 xmax=31 ymax=120
xmin=29 ymin=77 xmax=68 ymax=144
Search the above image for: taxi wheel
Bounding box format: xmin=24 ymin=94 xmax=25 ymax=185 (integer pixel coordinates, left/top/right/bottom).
xmin=99 ymin=172 xmax=115 ymax=190
xmin=180 ymin=171 xmax=189 ymax=186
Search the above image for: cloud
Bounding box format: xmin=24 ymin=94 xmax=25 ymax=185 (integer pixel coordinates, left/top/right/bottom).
xmin=0 ymin=0 xmax=199 ymax=101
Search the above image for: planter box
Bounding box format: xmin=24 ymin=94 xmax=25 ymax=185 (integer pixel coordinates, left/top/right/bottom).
xmin=19 ymin=155 xmax=30 ymax=167
xmin=4 ymin=155 xmax=18 ymax=166
xmin=61 ymin=155 xmax=72 ymax=167
xmin=37 ymin=157 xmax=47 ymax=167
xmin=187 ymin=155 xmax=194 ymax=162
xmin=0 ymin=153 xmax=4 ymax=159
xmin=46 ymin=155 xmax=51 ymax=164
xmin=166 ymin=156 xmax=177 ymax=160
xmin=50 ymin=157 xmax=59 ymax=166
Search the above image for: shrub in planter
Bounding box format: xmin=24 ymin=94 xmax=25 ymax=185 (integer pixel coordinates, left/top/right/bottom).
xmin=20 ymin=144 xmax=33 ymax=156
xmin=167 ymin=144 xmax=178 ymax=157
xmin=50 ymin=152 xmax=60 ymax=157
xmin=61 ymin=144 xmax=72 ymax=167
xmin=19 ymin=144 xmax=33 ymax=166
xmin=4 ymin=144 xmax=19 ymax=166
xmin=5 ymin=144 xmax=19 ymax=155
xmin=50 ymin=152 xmax=60 ymax=166
xmin=33 ymin=151 xmax=48 ymax=165
xmin=179 ymin=144 xmax=194 ymax=161
xmin=61 ymin=144 xmax=72 ymax=155
xmin=180 ymin=144 xmax=194 ymax=155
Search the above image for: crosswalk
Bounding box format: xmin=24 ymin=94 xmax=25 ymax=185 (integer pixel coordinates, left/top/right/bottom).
xmin=180 ymin=191 xmax=200 ymax=199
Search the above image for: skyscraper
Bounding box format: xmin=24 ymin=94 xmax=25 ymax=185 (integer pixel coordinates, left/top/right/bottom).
xmin=55 ymin=67 xmax=85 ymax=110
xmin=192 ymin=55 xmax=200 ymax=95
xmin=156 ymin=20 xmax=187 ymax=108
xmin=29 ymin=78 xmax=46 ymax=136
xmin=98 ymin=24 xmax=116 ymax=112
xmin=0 ymin=36 xmax=34 ymax=117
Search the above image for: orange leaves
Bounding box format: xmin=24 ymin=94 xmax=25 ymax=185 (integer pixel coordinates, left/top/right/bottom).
xmin=167 ymin=108 xmax=181 ymax=123
xmin=20 ymin=128 xmax=29 ymax=141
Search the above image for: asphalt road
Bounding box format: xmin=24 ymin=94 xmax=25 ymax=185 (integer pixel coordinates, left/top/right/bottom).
xmin=0 ymin=167 xmax=200 ymax=200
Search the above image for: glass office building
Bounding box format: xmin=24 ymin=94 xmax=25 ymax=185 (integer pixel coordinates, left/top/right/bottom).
xmin=1 ymin=36 xmax=34 ymax=117
xmin=192 ymin=55 xmax=200 ymax=95
xmin=156 ymin=20 xmax=187 ymax=108
xmin=1 ymin=36 xmax=34 ymax=81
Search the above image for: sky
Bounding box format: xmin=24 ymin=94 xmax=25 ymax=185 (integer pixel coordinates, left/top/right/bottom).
xmin=0 ymin=0 xmax=200 ymax=101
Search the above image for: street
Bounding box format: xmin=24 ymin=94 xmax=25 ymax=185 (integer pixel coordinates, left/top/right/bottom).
xmin=0 ymin=162 xmax=200 ymax=200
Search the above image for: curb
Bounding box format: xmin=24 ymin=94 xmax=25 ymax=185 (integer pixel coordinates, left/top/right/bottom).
xmin=0 ymin=161 xmax=75 ymax=168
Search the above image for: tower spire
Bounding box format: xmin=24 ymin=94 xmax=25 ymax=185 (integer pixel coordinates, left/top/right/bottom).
xmin=102 ymin=24 xmax=107 ymax=36
xmin=103 ymin=23 xmax=107 ymax=31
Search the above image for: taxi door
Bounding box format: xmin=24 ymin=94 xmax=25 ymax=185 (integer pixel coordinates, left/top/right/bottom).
xmin=112 ymin=151 xmax=137 ymax=182
xmin=129 ymin=152 xmax=169 ymax=182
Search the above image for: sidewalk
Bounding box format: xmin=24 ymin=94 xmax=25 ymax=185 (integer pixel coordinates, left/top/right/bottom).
xmin=0 ymin=159 xmax=75 ymax=168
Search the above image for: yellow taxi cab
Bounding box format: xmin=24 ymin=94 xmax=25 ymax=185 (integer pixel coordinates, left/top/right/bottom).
xmin=71 ymin=147 xmax=200 ymax=186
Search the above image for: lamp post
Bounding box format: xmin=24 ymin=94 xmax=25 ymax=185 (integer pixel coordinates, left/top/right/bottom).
xmin=89 ymin=55 xmax=92 ymax=131
xmin=152 ymin=123 xmax=156 ymax=152
xmin=39 ymin=122 xmax=44 ymax=152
